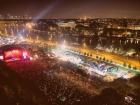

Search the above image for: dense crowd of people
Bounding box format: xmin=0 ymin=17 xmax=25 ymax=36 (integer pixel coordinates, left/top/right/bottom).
xmin=0 ymin=45 xmax=139 ymax=105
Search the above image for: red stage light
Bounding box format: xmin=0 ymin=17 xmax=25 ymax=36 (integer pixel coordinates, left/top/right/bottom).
xmin=4 ymin=49 xmax=30 ymax=62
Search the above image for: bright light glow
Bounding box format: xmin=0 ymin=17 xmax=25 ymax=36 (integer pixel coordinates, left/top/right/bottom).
xmin=5 ymin=51 xmax=12 ymax=58
xmin=4 ymin=49 xmax=30 ymax=62
xmin=60 ymin=40 xmax=67 ymax=49
xmin=83 ymin=42 xmax=87 ymax=47
xmin=0 ymin=55 xmax=4 ymax=60
xmin=61 ymin=44 xmax=66 ymax=49
xmin=53 ymin=48 xmax=81 ymax=65
xmin=26 ymin=23 xmax=33 ymax=29
xmin=52 ymin=47 xmax=139 ymax=82
xmin=30 ymin=57 xmax=33 ymax=61
xmin=4 ymin=50 xmax=22 ymax=62
xmin=12 ymin=50 xmax=20 ymax=54
xmin=22 ymin=51 xmax=28 ymax=59
xmin=33 ymin=54 xmax=39 ymax=60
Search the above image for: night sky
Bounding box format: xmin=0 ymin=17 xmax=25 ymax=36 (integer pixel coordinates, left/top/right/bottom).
xmin=0 ymin=0 xmax=140 ymax=18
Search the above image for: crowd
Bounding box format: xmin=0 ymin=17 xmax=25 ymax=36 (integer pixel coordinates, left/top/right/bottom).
xmin=0 ymin=46 xmax=138 ymax=105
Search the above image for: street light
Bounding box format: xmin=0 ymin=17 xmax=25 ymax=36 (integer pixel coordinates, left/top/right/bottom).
xmin=60 ymin=40 xmax=66 ymax=49
xmin=83 ymin=42 xmax=87 ymax=47
xmin=26 ymin=23 xmax=33 ymax=37
xmin=36 ymin=35 xmax=39 ymax=42
xmin=26 ymin=23 xmax=33 ymax=29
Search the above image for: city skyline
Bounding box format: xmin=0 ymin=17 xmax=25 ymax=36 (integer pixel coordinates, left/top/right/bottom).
xmin=0 ymin=0 xmax=140 ymax=19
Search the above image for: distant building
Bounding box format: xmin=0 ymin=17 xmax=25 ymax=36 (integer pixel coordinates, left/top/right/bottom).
xmin=57 ymin=21 xmax=76 ymax=28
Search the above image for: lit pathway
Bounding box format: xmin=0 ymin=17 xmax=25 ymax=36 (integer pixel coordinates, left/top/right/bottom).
xmin=69 ymin=46 xmax=140 ymax=70
xmin=26 ymin=38 xmax=140 ymax=70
